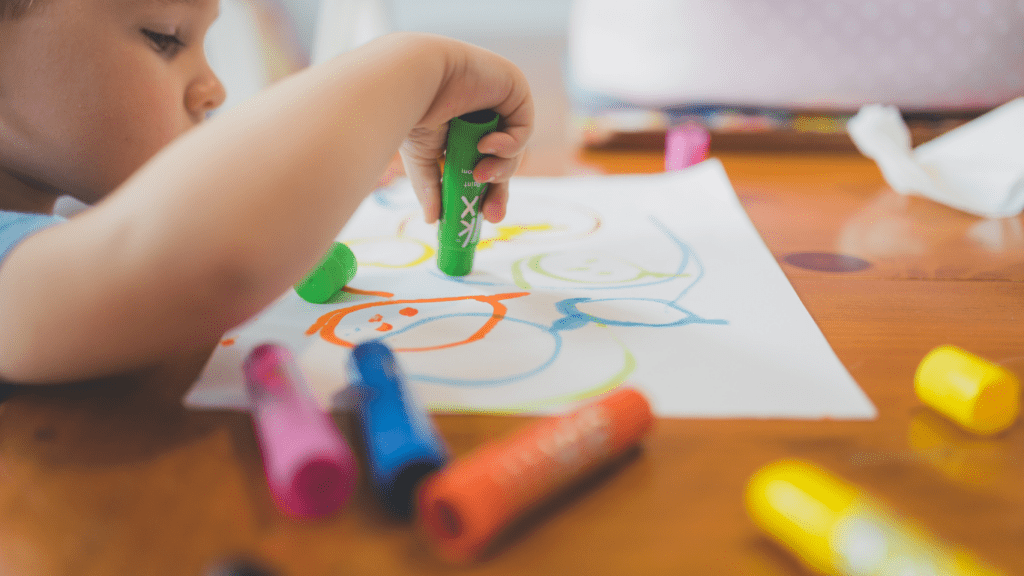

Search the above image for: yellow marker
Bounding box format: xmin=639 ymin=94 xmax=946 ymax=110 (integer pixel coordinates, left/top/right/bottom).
xmin=745 ymin=459 xmax=1005 ymax=576
xmin=914 ymin=345 xmax=1020 ymax=435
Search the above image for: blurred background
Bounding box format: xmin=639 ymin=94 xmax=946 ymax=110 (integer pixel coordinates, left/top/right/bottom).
xmin=203 ymin=0 xmax=1022 ymax=166
xmin=205 ymin=0 xmax=577 ymax=175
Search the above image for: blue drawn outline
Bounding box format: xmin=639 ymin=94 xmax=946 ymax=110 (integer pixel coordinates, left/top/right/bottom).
xmin=551 ymin=297 xmax=727 ymax=332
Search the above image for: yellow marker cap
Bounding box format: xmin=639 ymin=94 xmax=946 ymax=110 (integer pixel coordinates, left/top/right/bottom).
xmin=914 ymin=345 xmax=1021 ymax=435
xmin=744 ymin=459 xmax=858 ymax=574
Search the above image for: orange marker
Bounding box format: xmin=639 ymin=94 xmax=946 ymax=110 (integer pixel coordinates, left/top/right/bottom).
xmin=416 ymin=387 xmax=654 ymax=562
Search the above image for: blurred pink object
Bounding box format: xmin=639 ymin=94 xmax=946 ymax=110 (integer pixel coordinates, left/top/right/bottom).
xmin=665 ymin=123 xmax=711 ymax=170
xmin=243 ymin=343 xmax=358 ymax=519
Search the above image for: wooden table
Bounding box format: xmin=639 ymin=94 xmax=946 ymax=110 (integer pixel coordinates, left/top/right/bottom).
xmin=1 ymin=32 xmax=1022 ymax=574
xmin=1 ymin=147 xmax=1020 ymax=575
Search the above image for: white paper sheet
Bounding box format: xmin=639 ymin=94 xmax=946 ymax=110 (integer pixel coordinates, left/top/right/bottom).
xmin=184 ymin=160 xmax=876 ymax=419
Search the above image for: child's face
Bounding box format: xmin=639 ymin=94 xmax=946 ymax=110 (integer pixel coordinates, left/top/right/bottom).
xmin=0 ymin=0 xmax=225 ymax=204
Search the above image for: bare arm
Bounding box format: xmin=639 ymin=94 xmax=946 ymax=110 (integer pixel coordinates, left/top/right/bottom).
xmin=0 ymin=32 xmax=533 ymax=383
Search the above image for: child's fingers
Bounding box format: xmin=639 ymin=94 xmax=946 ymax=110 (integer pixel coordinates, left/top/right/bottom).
xmin=481 ymin=180 xmax=509 ymax=223
xmin=472 ymin=155 xmax=521 ymax=188
xmin=473 ymin=132 xmax=524 ymax=224
xmin=400 ymin=150 xmax=442 ymax=224
xmin=399 ymin=128 xmax=446 ymax=223
xmin=486 ymin=80 xmax=534 ymax=158
xmin=401 ymin=96 xmax=529 ymax=225
xmin=477 ymin=130 xmax=528 ymax=159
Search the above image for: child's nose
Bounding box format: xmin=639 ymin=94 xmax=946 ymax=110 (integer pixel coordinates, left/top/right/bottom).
xmin=186 ymin=68 xmax=227 ymax=120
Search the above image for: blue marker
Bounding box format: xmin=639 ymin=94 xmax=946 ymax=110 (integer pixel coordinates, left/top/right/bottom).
xmin=348 ymin=341 xmax=449 ymax=518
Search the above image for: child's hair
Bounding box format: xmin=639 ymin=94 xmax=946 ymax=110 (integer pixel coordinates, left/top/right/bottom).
xmin=1 ymin=0 xmax=37 ymax=18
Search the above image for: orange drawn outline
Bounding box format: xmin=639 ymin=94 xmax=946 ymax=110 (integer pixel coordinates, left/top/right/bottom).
xmin=306 ymin=292 xmax=529 ymax=351
xmin=342 ymin=286 xmax=394 ymax=298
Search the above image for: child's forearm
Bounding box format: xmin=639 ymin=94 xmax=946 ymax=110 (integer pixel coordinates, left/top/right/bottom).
xmin=132 ymin=32 xmax=449 ymax=293
xmin=0 ymin=33 xmax=531 ymax=383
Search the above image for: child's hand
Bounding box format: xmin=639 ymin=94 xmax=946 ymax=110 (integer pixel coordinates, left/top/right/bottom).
xmin=398 ymin=37 xmax=534 ymax=224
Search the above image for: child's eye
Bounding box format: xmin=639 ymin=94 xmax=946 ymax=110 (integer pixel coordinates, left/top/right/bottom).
xmin=141 ymin=29 xmax=185 ymax=57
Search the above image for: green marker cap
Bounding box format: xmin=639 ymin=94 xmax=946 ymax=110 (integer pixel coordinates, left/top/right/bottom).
xmin=437 ymin=110 xmax=500 ymax=277
xmin=294 ymin=242 xmax=358 ymax=303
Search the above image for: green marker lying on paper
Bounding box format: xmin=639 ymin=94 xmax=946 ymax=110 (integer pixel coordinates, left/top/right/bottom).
xmin=437 ymin=110 xmax=500 ymax=277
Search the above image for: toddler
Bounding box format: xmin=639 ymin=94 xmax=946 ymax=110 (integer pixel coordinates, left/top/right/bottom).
xmin=0 ymin=0 xmax=534 ymax=384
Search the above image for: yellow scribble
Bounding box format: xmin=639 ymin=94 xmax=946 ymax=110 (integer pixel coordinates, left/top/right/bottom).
xmin=477 ymin=223 xmax=555 ymax=251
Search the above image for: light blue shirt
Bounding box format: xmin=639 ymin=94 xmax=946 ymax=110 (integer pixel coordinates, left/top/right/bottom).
xmin=0 ymin=211 xmax=64 ymax=266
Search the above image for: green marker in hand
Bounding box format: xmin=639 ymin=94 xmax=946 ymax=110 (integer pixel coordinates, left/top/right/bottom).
xmin=437 ymin=110 xmax=500 ymax=276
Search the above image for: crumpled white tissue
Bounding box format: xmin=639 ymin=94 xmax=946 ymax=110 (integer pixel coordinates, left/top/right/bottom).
xmin=847 ymin=98 xmax=1024 ymax=219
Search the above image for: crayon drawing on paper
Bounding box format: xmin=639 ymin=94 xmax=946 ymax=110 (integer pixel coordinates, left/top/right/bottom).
xmin=185 ymin=160 xmax=876 ymax=419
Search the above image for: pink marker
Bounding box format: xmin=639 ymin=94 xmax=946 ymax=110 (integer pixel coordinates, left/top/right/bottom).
xmin=664 ymin=122 xmax=710 ymax=170
xmin=242 ymin=343 xmax=358 ymax=519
